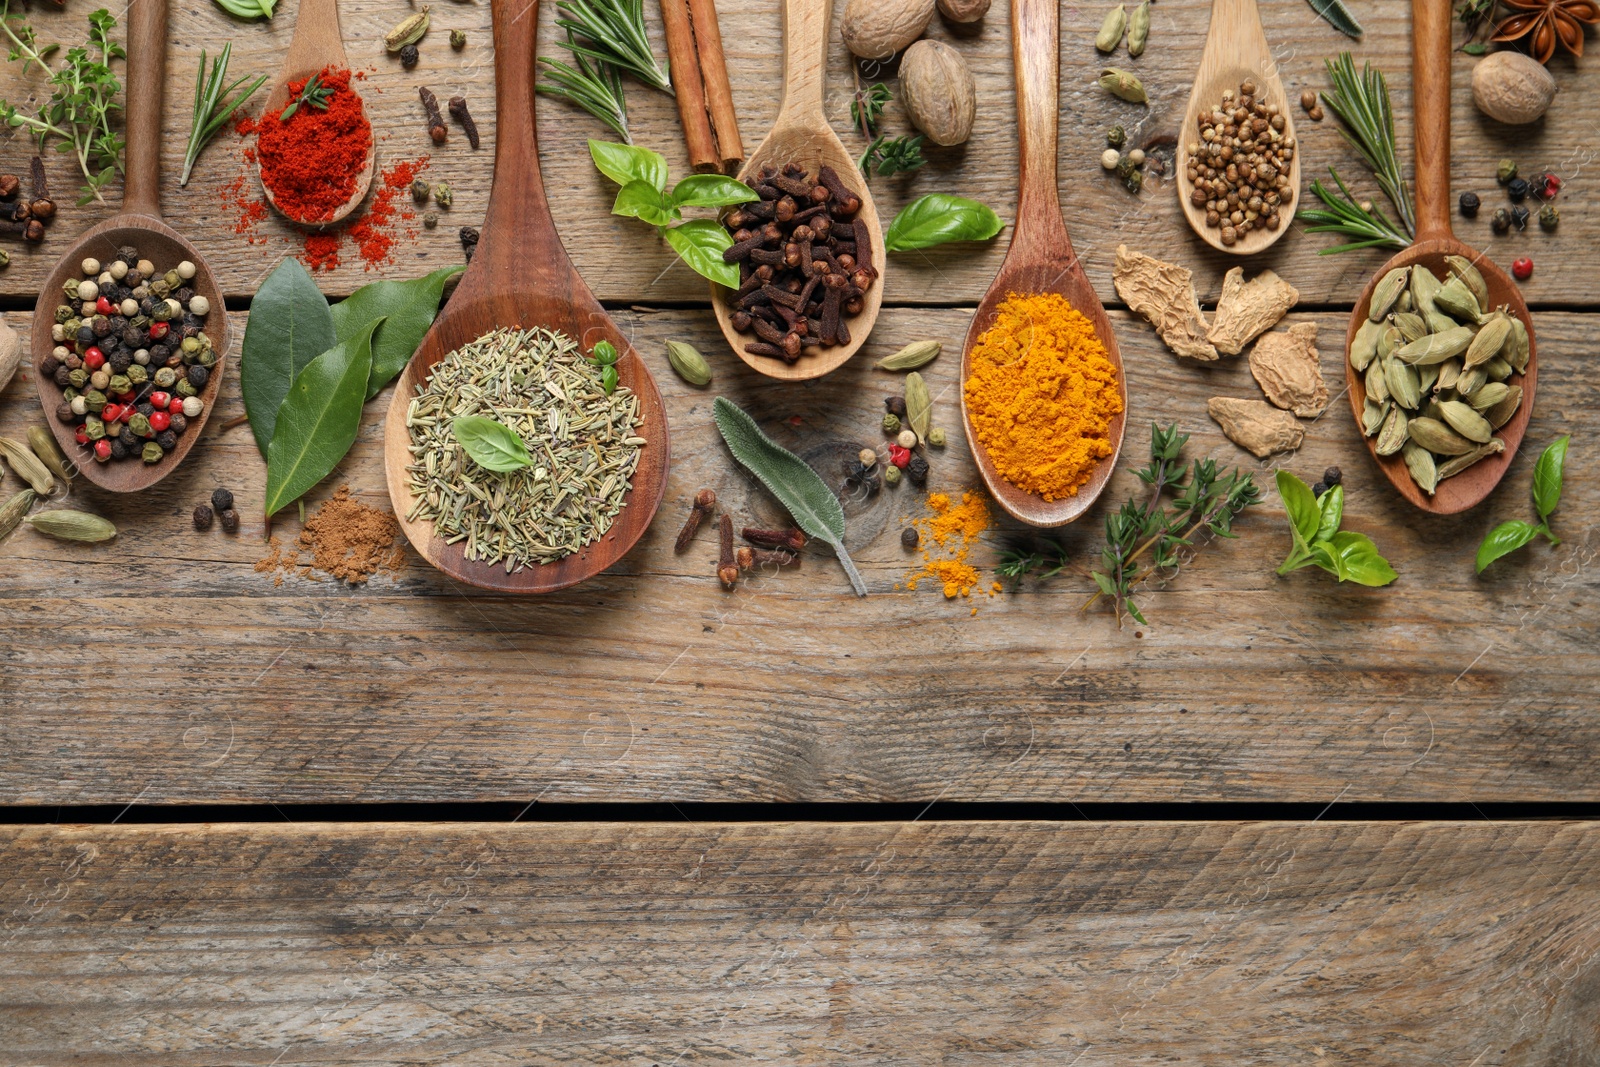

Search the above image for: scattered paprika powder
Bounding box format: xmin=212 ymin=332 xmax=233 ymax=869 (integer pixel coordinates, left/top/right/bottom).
xmin=963 ymin=292 xmax=1124 ymax=501
xmin=254 ymin=66 xmax=372 ymax=224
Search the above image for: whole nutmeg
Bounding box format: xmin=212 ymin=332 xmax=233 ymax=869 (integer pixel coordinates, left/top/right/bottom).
xmin=1472 ymin=51 xmax=1556 ymax=125
xmin=900 ymin=39 xmax=976 ymax=147
xmin=937 ymin=0 xmax=990 ymax=21
xmin=840 ymin=0 xmax=937 ymax=59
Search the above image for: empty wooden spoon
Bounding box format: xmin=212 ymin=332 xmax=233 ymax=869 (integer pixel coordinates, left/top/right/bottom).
xmin=1344 ymin=0 xmax=1536 ymax=515
xmin=1175 ymin=0 xmax=1301 ymax=256
xmin=256 ymin=0 xmax=373 ymax=226
xmin=957 ymin=0 xmax=1127 ymax=528
xmin=709 ymin=0 xmax=885 ymax=382
xmin=382 ymin=0 xmax=670 ymax=593
xmin=31 ymin=0 xmax=229 ymax=494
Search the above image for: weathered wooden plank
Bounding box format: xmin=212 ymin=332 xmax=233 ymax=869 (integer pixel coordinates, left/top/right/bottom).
xmin=0 ymin=820 xmax=1595 ymax=1065
xmin=2 ymin=306 xmax=1594 ymax=803
xmin=0 ymin=0 xmax=1587 ymax=305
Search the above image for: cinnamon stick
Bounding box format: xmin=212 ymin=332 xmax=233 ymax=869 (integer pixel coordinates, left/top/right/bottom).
xmin=659 ymin=0 xmax=719 ymax=173
xmin=685 ymin=0 xmax=743 ymax=173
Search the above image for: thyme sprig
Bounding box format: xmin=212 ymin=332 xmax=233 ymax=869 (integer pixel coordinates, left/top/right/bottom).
xmin=852 ymin=80 xmax=891 ymax=139
xmin=0 ymin=0 xmax=58 ymax=77
xmin=1300 ymin=53 xmax=1414 ymax=253
xmin=279 ymin=72 xmax=332 ymax=121
xmin=183 ymin=43 xmax=267 ymax=185
xmin=996 ymin=538 xmax=1070 ymax=585
xmin=858 ymin=134 xmax=926 ymax=177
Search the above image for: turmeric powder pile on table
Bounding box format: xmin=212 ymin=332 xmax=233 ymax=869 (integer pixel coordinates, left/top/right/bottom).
xmin=905 ymin=491 xmax=993 ymax=600
xmin=963 ymin=292 xmax=1124 ymax=501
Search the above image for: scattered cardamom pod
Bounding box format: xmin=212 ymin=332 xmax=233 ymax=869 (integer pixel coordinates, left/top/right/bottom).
xmin=23 ymin=509 xmax=116 ymax=543
xmin=664 ymin=340 xmax=712 ymax=386
xmin=1095 ymin=4 xmax=1127 ymax=52
xmin=876 ymin=340 xmax=941 ymax=371
xmin=1127 ymin=0 xmax=1150 ymax=56
xmin=385 ymin=6 xmax=431 ymax=52
xmin=26 ymin=425 xmax=72 ymax=486
xmin=0 ymin=435 xmax=55 ymax=495
xmin=1098 ymin=68 xmax=1147 ymax=104
xmin=904 ymin=372 xmax=932 ymax=445
xmin=0 ymin=487 xmax=35 ymax=542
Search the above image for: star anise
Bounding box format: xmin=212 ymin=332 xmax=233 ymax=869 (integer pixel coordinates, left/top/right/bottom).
xmin=1493 ymin=0 xmax=1600 ymax=64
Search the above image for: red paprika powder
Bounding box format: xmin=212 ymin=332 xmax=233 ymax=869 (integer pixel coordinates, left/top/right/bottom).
xmin=255 ymin=66 xmax=372 ymax=224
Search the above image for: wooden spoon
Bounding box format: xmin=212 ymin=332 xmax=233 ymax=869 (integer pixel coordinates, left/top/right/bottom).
xmin=709 ymin=0 xmax=885 ymax=382
xmin=1175 ymin=0 xmax=1301 ymax=256
xmin=956 ymin=0 xmax=1126 ymax=528
xmin=257 ymin=0 xmax=373 ymax=226
xmin=382 ymin=0 xmax=670 ymax=593
xmin=31 ymin=0 xmax=229 ymax=494
xmin=1344 ymin=0 xmax=1536 ymax=515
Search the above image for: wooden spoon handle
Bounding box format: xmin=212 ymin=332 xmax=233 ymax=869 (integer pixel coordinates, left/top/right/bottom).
xmin=775 ymin=0 xmax=832 ymax=125
xmin=1010 ymin=0 xmax=1068 ymax=253
xmin=123 ymin=0 xmax=168 ymax=218
xmin=1412 ymin=0 xmax=1453 ymax=242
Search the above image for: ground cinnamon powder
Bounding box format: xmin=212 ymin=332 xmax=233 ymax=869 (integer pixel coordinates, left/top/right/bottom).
xmin=255 ymin=487 xmax=405 ymax=586
xmin=904 ymin=491 xmax=993 ymax=600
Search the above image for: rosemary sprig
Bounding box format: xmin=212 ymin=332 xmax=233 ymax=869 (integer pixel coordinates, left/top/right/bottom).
xmin=550 ymin=0 xmax=671 ymax=95
xmin=1300 ymin=168 xmax=1411 ymax=253
xmin=852 ymin=80 xmax=892 ymax=139
xmin=537 ymin=36 xmax=631 ymax=143
xmin=996 ymin=538 xmax=1070 ymax=585
xmin=182 ymin=43 xmax=267 ymax=186
xmin=858 ymin=134 xmax=926 ymax=177
xmin=0 ymin=0 xmax=59 ymax=77
xmin=279 ymin=72 xmax=332 ymax=121
xmin=1318 ymin=53 xmax=1414 ymax=239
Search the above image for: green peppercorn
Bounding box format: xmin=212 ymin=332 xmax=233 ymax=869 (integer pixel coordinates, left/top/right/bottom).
xmin=1540 ymin=204 xmax=1559 ymax=231
xmin=450 ymin=28 xmax=466 ymax=49
xmin=54 ymin=304 xmax=74 ymax=324
xmin=883 ymin=464 xmax=902 ymax=486
xmin=882 ymin=412 xmax=901 ymax=434
xmin=142 ymin=442 xmax=164 ymax=463
xmin=411 ymin=178 xmax=430 ymax=203
xmin=1497 ymin=158 xmax=1518 ymax=184
xmin=126 ymin=364 xmax=148 ymax=385
xmin=129 ymin=413 xmax=152 ymax=438
xmin=68 ymin=368 xmax=88 ymax=388
xmin=176 ymin=379 xmax=198 ymax=398
xmin=84 ymin=416 xmax=105 ymax=440
xmin=107 ymin=374 xmax=130 ymax=395
xmin=1107 ymin=125 xmax=1126 ymax=149
xmin=435 ymin=182 xmax=453 ymax=209
xmin=153 ymin=367 xmax=177 ymax=388
xmin=85 ymin=389 xmax=107 ymax=412
xmin=181 ymin=335 xmax=202 ymax=354
xmin=928 ymin=427 xmax=946 ymax=447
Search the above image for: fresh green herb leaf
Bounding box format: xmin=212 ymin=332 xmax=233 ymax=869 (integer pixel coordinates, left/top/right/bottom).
xmin=612 ymin=179 xmax=678 ymax=225
xmin=884 ymin=193 xmax=1005 ymax=252
xmin=279 ymin=71 xmax=332 ymax=122
xmin=1462 ymin=41 xmax=1487 ymax=54
xmin=538 ymin=42 xmax=631 ymax=143
xmin=211 ymin=0 xmax=279 ymax=19
xmin=550 ymin=0 xmax=671 ymax=94
xmin=1314 ymin=530 xmax=1398 ymax=586
xmin=1316 ymin=484 xmax=1345 ymax=543
xmin=587 ymin=339 xmax=620 ymax=394
xmin=1532 ymin=434 xmax=1569 ymax=523
xmin=1277 ymin=468 xmax=1321 ymax=562
xmin=451 ymin=415 xmax=534 ymax=472
xmin=669 ymin=173 xmax=759 ymax=209
xmin=1274 ymin=470 xmax=1397 ymax=585
xmin=589 ymin=143 xmax=746 ymax=286
xmin=1318 ymin=53 xmax=1414 ymax=240
xmin=713 ymin=396 xmax=866 ymax=597
xmin=182 ymin=42 xmax=267 ymax=186
xmin=1306 ymin=0 xmax=1362 ymax=38
xmin=263 ymin=318 xmax=381 ymax=518
xmin=858 ymin=134 xmax=927 ymax=177
xmin=588 ymin=138 xmax=667 ymax=190
xmin=852 ymin=80 xmax=892 ymax=138
xmin=997 ymin=539 xmax=1071 ymax=585
xmin=662 ymin=218 xmax=740 ymax=288
xmin=1301 ymin=168 xmax=1411 ymax=254
xmin=328 ymin=264 xmax=466 ymax=400
xmin=1476 ymin=520 xmax=1541 ymax=574
xmin=0 ymin=0 xmax=60 ymax=76
xmin=241 ymin=257 xmax=336 ymax=458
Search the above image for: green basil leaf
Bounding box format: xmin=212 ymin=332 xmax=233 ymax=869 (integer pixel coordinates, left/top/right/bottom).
xmin=329 ymin=264 xmax=465 ymax=400
xmin=612 ymin=180 xmax=678 ymax=226
xmin=669 ymin=174 xmax=759 ymax=209
xmin=883 ymin=193 xmax=1004 ymax=252
xmin=263 ymin=318 xmax=380 ymax=518
xmin=588 ymin=139 xmax=667 ymax=191
xmin=662 ymin=219 xmax=740 ymax=288
xmin=1315 ymin=484 xmax=1344 ymax=543
xmin=1475 ymin=519 xmax=1539 ymax=574
xmin=1276 ymin=469 xmax=1321 ymax=557
xmin=240 ymin=256 xmax=335 ymax=458
xmin=1532 ymin=434 xmax=1569 ymax=523
xmin=451 ymin=415 xmax=532 ymax=472
xmin=1320 ymin=530 xmax=1399 ymax=586
xmin=713 ymin=396 xmax=866 ymax=596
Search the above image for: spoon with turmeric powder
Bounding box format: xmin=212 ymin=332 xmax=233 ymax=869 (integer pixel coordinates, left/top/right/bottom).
xmin=958 ymin=0 xmax=1127 ymax=528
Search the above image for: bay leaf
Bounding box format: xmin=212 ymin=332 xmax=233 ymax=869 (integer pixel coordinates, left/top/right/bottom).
xmin=263 ymin=318 xmax=382 ymax=518
xmin=240 ymin=257 xmax=336 ymax=458
xmin=328 ymin=264 xmax=465 ymax=400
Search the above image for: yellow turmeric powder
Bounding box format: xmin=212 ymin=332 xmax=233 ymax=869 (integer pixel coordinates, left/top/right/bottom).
xmin=904 ymin=491 xmax=993 ymax=600
xmin=963 ymin=292 xmax=1124 ymax=501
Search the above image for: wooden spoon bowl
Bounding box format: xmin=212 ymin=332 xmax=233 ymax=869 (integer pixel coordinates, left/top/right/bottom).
xmin=709 ymin=0 xmax=885 ymax=382
xmin=382 ymin=0 xmax=669 ymax=593
xmin=1344 ymin=0 xmax=1536 ymax=515
xmin=958 ymin=0 xmax=1126 ymax=528
xmin=32 ymin=0 xmax=229 ymax=494
xmin=1175 ymin=0 xmax=1301 ymax=256
xmin=256 ymin=0 xmax=373 ymax=227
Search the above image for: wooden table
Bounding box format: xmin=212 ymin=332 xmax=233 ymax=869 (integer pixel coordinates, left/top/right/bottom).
xmin=1 ymin=0 xmax=1595 ymax=1060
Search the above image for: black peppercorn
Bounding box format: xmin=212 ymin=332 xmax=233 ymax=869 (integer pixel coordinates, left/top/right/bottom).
xmin=1507 ymin=177 xmax=1529 ymax=202
xmin=459 ymin=226 xmax=480 ymax=262
xmin=55 ymin=401 xmax=74 ymax=423
xmin=907 ymin=454 xmax=929 ymax=486
xmin=1312 ymin=482 xmax=1327 ymax=498
xmin=118 ymin=427 xmax=138 ymax=449
xmin=168 ymin=412 xmax=187 ymax=435
xmin=175 ymin=287 xmax=194 ymax=304
xmin=220 ymin=509 xmax=240 ymax=534
xmin=1458 ymin=191 xmax=1480 ymax=218
xmin=136 ymin=401 xmax=155 ymax=418
xmin=109 ymin=350 xmax=132 ymax=374
xmin=400 ymin=43 xmax=419 ymax=68
xmin=110 ymin=439 xmax=129 ymax=460
xmin=211 ymin=487 xmax=234 ymax=513
xmin=116 ymin=245 xmax=137 ymax=266
xmin=901 ymin=527 xmax=919 ymax=549
xmin=54 ymin=366 xmax=72 ymax=387
xmin=38 ymin=355 xmax=60 ymax=377
xmin=76 ymin=325 xmax=94 ymax=345
xmin=1511 ymin=205 xmax=1530 ymax=231
xmin=1492 ymin=208 xmax=1512 ymax=234
xmin=91 ymin=316 xmax=112 ymax=337
xmin=187 ymin=364 xmax=209 ymax=389
xmin=1323 ymin=466 xmax=1342 ymax=487
xmin=193 ymin=504 xmax=214 ymax=530
xmin=885 ymin=395 xmax=908 ymax=418
xmin=156 ymin=430 xmax=177 ymax=451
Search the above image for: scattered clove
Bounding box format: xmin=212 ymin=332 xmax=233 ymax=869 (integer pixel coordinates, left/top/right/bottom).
xmin=0 ymin=174 xmax=17 ymax=200
xmin=674 ymin=488 xmax=717 ymax=552
xmin=448 ymin=95 xmax=479 ymax=149
xmin=419 ymin=86 xmax=447 ymax=144
xmin=459 ymin=225 xmax=479 ymax=261
xmin=717 ymin=513 xmax=739 ymax=588
xmin=737 ymin=546 xmax=797 ymax=570
xmin=742 ymin=526 xmax=806 ymax=553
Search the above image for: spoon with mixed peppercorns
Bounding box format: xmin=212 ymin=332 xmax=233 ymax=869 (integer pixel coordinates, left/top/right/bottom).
xmin=31 ymin=0 xmax=229 ymax=493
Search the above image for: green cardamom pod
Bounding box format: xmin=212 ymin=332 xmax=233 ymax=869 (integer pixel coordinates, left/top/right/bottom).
xmin=1393 ymin=325 xmax=1474 ymax=365
xmin=1368 ymin=267 xmax=1409 ymax=321
xmin=1407 ymin=417 xmax=1476 ymax=456
xmin=1505 ymin=314 xmax=1531 ymax=374
xmin=1098 ymin=68 xmax=1147 ymax=104
xmin=1455 ymin=364 xmax=1488 ymax=398
xmin=385 ymin=6 xmax=431 ymax=52
xmin=1384 ymin=356 xmax=1422 ymax=410
xmin=1096 ymin=5 xmax=1127 ymax=52
xmin=1127 ymin=0 xmax=1150 ymax=56
xmin=1348 ymin=318 xmax=1381 ymax=372
xmin=1434 ymin=277 xmax=1483 ymax=324
xmin=1392 ymin=312 xmax=1428 ymax=344
xmin=1410 ymin=265 xmax=1443 ymax=318
xmin=1483 ymin=356 xmax=1514 ymax=382
xmin=1438 ymin=399 xmax=1493 ymax=443
xmin=1463 ymin=312 xmax=1510 ymax=368
xmin=23 ymin=509 xmax=116 ymax=543
xmin=27 ymin=426 xmax=73 ymax=486
xmin=1365 ymin=359 xmax=1389 ymax=404
xmin=1435 ymin=357 xmax=1461 ymax=393
xmin=1466 ymin=381 xmax=1511 ymax=411
xmin=1361 ymin=397 xmax=1388 ymax=437
xmin=0 ymin=435 xmax=56 ymax=496
xmin=904 ymin=372 xmax=933 ymax=445
xmin=664 ymin=341 xmax=712 ymax=386
xmin=1375 ymin=405 xmax=1409 ymax=457
xmin=877 ymin=340 xmax=941 ymax=371
xmin=0 ymin=488 xmax=36 ymax=542
xmin=1437 ymin=439 xmax=1505 ymax=480
xmin=1485 ymin=386 xmax=1523 ymax=430
xmin=1415 ymin=360 xmax=1439 ymax=395
xmin=1402 ymin=441 xmax=1439 ymax=496
xmin=1377 ymin=324 xmax=1400 ymax=360
xmin=1444 ymin=255 xmax=1489 ymax=311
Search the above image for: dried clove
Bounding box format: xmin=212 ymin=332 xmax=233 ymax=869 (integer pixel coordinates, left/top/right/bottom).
xmin=742 ymin=526 xmax=806 ymax=553
xmin=0 ymin=174 xmax=17 ymax=200
xmin=674 ymin=488 xmax=717 ymax=553
xmin=448 ymin=96 xmax=480 ymax=149
xmin=717 ymin=513 xmax=739 ymax=588
xmin=419 ymin=86 xmax=447 ymax=144
xmin=737 ymin=546 xmax=797 ymax=569
xmin=459 ymin=226 xmax=479 ymax=261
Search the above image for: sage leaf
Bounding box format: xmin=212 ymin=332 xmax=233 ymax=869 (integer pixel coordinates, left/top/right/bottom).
xmin=1315 ymin=484 xmax=1344 ymax=543
xmin=1532 ymin=434 xmax=1569 ymax=523
xmin=452 ymin=415 xmax=533 ymax=472
xmin=1475 ymin=519 xmax=1540 ymax=574
xmin=613 ymin=180 xmax=679 ymax=226
xmin=1306 ymin=0 xmax=1362 ymax=38
xmin=669 ymin=174 xmax=759 ymax=209
xmin=663 ymin=218 xmax=740 ymax=288
xmin=329 ymin=264 xmax=465 ymax=399
xmin=712 ymin=396 xmax=866 ymax=597
xmin=904 ymin=371 xmax=932 ymax=444
xmin=241 ymin=256 xmax=335 ymax=457
xmin=263 ymin=318 xmax=381 ymax=518
xmin=588 ymin=139 xmax=667 ymax=191
xmin=884 ymin=193 xmax=1005 ymax=252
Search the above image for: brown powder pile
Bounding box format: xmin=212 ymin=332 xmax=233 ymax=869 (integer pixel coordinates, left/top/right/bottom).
xmin=254 ymin=486 xmax=405 ymax=586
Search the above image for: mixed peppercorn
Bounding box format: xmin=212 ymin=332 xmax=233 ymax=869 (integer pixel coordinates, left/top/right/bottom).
xmin=41 ymin=246 xmax=215 ymax=465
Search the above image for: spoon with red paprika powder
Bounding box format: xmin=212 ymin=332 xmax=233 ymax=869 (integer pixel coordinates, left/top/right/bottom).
xmin=31 ymin=0 xmax=229 ymax=494
xmin=256 ymin=0 xmax=374 ymax=226
xmin=381 ymin=0 xmax=670 ymax=593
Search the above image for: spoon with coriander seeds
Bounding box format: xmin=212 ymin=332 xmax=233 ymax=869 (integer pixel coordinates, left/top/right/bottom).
xmin=256 ymin=0 xmax=374 ymax=226
xmin=957 ymin=0 xmax=1126 ymax=528
xmin=1344 ymin=0 xmax=1536 ymax=514
xmin=32 ymin=0 xmax=229 ymax=494
xmin=709 ymin=0 xmax=886 ymax=382
xmin=1175 ymin=0 xmax=1301 ymax=255
xmin=381 ymin=0 xmax=669 ymax=593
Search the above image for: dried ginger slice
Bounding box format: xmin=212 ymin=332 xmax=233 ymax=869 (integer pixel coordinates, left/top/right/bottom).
xmin=1207 ymin=267 xmax=1300 ymax=355
xmin=1249 ymin=322 xmax=1327 ymax=417
xmin=1208 ymin=397 xmax=1305 ymax=458
xmin=1112 ymin=244 xmax=1218 ymax=361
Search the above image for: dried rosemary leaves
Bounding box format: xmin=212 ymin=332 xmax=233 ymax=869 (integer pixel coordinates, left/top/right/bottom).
xmin=404 ymin=327 xmax=645 ymax=571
